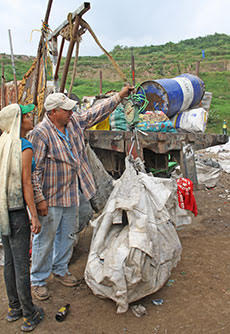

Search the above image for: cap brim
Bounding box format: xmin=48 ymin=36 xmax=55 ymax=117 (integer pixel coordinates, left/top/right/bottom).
xmin=61 ymin=99 xmax=76 ymax=110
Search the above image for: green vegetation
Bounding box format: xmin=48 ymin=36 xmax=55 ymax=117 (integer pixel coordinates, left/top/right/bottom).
xmin=200 ymin=72 xmax=230 ymax=133
xmin=1 ymin=33 xmax=230 ymax=134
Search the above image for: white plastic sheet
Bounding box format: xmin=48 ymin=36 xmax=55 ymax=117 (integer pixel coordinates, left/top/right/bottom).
xmin=86 ymin=144 xmax=114 ymax=212
xmin=85 ymin=158 xmax=182 ymax=313
xmin=196 ymin=160 xmax=221 ymax=188
xmin=197 ymin=139 xmax=230 ymax=173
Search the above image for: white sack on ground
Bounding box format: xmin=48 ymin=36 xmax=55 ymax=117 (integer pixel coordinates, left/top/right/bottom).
xmin=86 ymin=144 xmax=114 ymax=212
xmin=84 ymin=157 xmax=182 ymax=313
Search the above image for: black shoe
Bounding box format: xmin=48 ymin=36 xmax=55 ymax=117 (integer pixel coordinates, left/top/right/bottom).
xmin=21 ymin=306 xmax=44 ymax=332
xmin=6 ymin=307 xmax=23 ymax=322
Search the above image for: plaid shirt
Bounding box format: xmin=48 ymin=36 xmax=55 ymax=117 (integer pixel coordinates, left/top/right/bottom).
xmin=29 ymin=93 xmax=121 ymax=207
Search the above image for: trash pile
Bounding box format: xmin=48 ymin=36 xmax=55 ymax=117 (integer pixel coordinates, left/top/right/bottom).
xmin=197 ymin=139 xmax=230 ymax=174
xmin=84 ymin=157 xmax=182 ymax=313
xmin=89 ymin=73 xmax=211 ymax=134
xmin=170 ymin=139 xmax=230 ymax=189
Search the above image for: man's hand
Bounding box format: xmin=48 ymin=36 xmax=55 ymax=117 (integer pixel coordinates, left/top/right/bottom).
xmin=37 ymin=200 xmax=48 ymax=216
xmin=119 ymin=85 xmax=135 ymax=99
xmin=31 ymin=217 xmax=41 ymax=234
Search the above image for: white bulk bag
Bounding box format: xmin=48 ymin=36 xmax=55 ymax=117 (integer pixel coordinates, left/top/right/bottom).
xmin=171 ymin=107 xmax=208 ymax=133
xmin=85 ymin=158 xmax=182 ymax=313
xmin=86 ymin=144 xmax=114 ymax=212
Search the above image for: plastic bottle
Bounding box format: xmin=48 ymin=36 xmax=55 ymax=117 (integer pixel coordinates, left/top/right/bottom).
xmin=55 ymin=304 xmax=70 ymax=322
xmin=223 ymin=120 xmax=227 ymax=135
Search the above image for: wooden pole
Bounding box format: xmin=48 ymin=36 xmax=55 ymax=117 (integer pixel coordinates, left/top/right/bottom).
xmin=131 ymin=48 xmax=135 ymax=86
xmin=177 ymin=63 xmax=181 ymax=75
xmin=99 ymin=70 xmax=102 ymax=95
xmin=33 ymin=0 xmax=53 ymax=105
xmin=60 ymin=16 xmax=81 ymax=93
xmin=68 ymin=41 xmax=80 ymax=96
xmin=1 ymin=63 xmax=5 ymax=109
xmin=54 ymin=36 xmax=65 ymax=81
xmin=8 ymin=29 xmax=18 ymax=103
xmin=196 ymin=60 xmax=200 ymax=77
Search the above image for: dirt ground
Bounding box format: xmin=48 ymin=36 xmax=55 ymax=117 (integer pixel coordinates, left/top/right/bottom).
xmin=1 ymin=171 xmax=230 ymax=334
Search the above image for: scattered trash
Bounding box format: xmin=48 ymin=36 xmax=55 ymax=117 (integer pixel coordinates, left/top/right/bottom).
xmin=197 ymin=139 xmax=230 ymax=174
xmin=131 ymin=304 xmax=147 ymax=318
xmin=55 ymin=304 xmax=70 ymax=322
xmin=219 ymin=194 xmax=226 ymax=199
xmin=180 ymin=271 xmax=186 ymax=275
xmin=166 ymin=279 xmax=175 ymax=287
xmin=152 ymin=299 xmax=164 ymax=306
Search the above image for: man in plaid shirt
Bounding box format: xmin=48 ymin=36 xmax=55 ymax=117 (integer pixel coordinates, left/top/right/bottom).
xmin=29 ymin=86 xmax=133 ymax=301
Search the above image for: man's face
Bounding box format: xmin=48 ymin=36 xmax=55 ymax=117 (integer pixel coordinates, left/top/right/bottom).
xmin=53 ymin=107 xmax=73 ymax=126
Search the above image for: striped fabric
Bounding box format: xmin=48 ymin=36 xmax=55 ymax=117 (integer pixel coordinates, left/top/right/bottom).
xmin=29 ymin=93 xmax=121 ymax=207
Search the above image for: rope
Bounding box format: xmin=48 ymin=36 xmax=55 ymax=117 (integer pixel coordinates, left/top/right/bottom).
xmin=67 ymin=13 xmax=82 ymax=42
xmin=129 ymin=84 xmax=149 ymax=113
xmin=18 ymin=59 xmax=38 ymax=102
xmin=67 ymin=13 xmax=74 ymax=40
xmin=41 ymin=21 xmax=52 ymax=34
xmin=30 ymin=21 xmax=52 ymax=42
xmin=80 ymin=18 xmax=128 ymax=83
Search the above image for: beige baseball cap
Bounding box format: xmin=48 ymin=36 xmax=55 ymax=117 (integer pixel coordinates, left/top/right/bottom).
xmin=44 ymin=93 xmax=77 ymax=111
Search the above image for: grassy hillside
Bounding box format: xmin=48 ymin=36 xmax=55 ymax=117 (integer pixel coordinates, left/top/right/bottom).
xmin=1 ymin=33 xmax=230 ymax=134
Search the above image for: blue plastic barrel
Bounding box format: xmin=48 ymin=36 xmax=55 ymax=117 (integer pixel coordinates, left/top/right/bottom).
xmin=136 ymin=73 xmax=205 ymax=118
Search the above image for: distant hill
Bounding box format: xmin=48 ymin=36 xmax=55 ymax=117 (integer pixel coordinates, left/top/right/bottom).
xmin=1 ymin=33 xmax=230 ymax=133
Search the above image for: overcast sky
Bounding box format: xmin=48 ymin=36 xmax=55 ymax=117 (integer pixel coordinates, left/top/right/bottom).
xmin=1 ymin=0 xmax=230 ymax=57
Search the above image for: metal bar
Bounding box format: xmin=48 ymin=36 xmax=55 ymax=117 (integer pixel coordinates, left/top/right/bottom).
xmin=54 ymin=36 xmax=65 ymax=81
xmin=59 ymin=3 xmax=90 ymax=93
xmin=33 ymin=0 xmax=53 ymax=105
xmin=68 ymin=40 xmax=80 ymax=96
xmin=60 ymin=16 xmax=81 ymax=92
xmin=1 ymin=63 xmax=5 ymax=109
xmin=8 ymin=29 xmax=18 ymax=103
xmin=48 ymin=2 xmax=90 ymax=40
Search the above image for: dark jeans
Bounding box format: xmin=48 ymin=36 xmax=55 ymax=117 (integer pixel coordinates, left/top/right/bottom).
xmin=2 ymin=209 xmax=36 ymax=318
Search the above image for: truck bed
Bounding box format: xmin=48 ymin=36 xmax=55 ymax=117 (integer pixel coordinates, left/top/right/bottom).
xmin=85 ymin=130 xmax=228 ymax=178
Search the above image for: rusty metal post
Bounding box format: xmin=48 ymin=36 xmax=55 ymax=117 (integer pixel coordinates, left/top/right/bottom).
xmin=54 ymin=37 xmax=65 ymax=82
xmin=60 ymin=16 xmax=81 ymax=93
xmin=68 ymin=40 xmax=80 ymax=96
xmin=99 ymin=70 xmax=102 ymax=95
xmin=33 ymin=0 xmax=53 ymax=105
xmin=177 ymin=63 xmax=181 ymax=75
xmin=131 ymin=48 xmax=135 ymax=86
xmin=8 ymin=29 xmax=18 ymax=103
xmin=196 ymin=60 xmax=200 ymax=77
xmin=1 ymin=63 xmax=5 ymax=109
